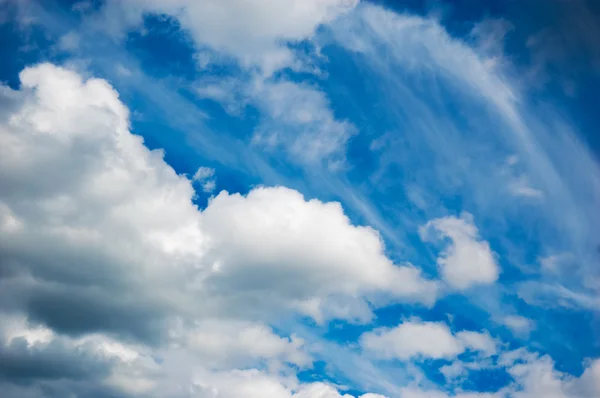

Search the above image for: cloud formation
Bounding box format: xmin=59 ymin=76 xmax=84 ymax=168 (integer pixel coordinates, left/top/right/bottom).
xmin=420 ymin=213 xmax=499 ymax=290
xmin=2 ymin=0 xmax=600 ymax=397
xmin=361 ymin=320 xmax=497 ymax=360
xmin=0 ymin=63 xmax=435 ymax=396
xmin=101 ymin=0 xmax=359 ymax=74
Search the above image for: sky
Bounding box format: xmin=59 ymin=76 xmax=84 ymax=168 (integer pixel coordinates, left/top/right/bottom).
xmin=1 ymin=0 xmax=600 ymax=397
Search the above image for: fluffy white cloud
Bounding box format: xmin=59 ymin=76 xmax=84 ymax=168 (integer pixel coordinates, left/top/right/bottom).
xmin=101 ymin=0 xmax=359 ymax=74
xmin=0 ymin=63 xmax=436 ymax=332
xmin=186 ymin=369 xmax=386 ymax=398
xmin=420 ymin=213 xmax=499 ymax=290
xmin=360 ymin=320 xmax=496 ymax=360
xmin=171 ymin=319 xmax=311 ymax=369
xmin=397 ymin=387 xmax=496 ymax=398
xmin=201 ymin=186 xmax=438 ymax=323
xmin=503 ymin=351 xmax=600 ymax=398
xmin=0 ymin=63 xmax=430 ymax=396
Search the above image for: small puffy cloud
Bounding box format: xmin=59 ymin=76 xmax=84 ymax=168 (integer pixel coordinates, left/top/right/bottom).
xmin=201 ymin=179 xmax=216 ymax=193
xmin=420 ymin=213 xmax=499 ymax=290
xmin=501 ymin=315 xmax=535 ymax=337
xmin=192 ymin=166 xmax=216 ymax=193
xmin=440 ymin=361 xmax=467 ymax=382
xmin=360 ymin=320 xmax=496 ymax=360
xmin=193 ymin=166 xmax=215 ymax=181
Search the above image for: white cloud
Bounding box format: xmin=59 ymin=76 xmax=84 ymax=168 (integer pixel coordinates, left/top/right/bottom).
xmin=397 ymin=387 xmax=496 ymax=398
xmin=331 ymin=1 xmax=600 ymax=291
xmin=100 ymin=0 xmax=359 ymax=164
xmin=57 ymin=31 xmax=80 ymax=51
xmin=201 ymin=179 xmax=216 ymax=193
xmin=360 ymin=320 xmax=496 ymax=360
xmin=186 ymin=369 xmax=385 ymax=398
xmin=192 ymin=166 xmax=216 ymax=193
xmin=508 ymin=175 xmax=544 ymax=199
xmin=420 ymin=213 xmax=499 ymax=290
xmin=201 ymin=186 xmax=438 ymax=323
xmin=101 ymin=0 xmax=359 ymax=75
xmin=440 ymin=361 xmax=467 ymax=382
xmin=0 ymin=63 xmax=431 ymax=396
xmin=0 ymin=64 xmax=437 ymax=331
xmin=501 ymin=315 xmax=535 ymax=337
xmin=193 ymin=166 xmax=215 ymax=181
xmin=330 ymin=3 xmax=518 ymax=123
xmin=504 ymin=352 xmax=600 ymax=398
xmin=196 ymin=76 xmax=356 ymax=165
xmin=171 ymin=319 xmax=311 ymax=370
xmin=250 ymin=79 xmax=356 ymax=166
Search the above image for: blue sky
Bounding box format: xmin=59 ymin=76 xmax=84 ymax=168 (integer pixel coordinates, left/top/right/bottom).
xmin=0 ymin=0 xmax=599 ymax=397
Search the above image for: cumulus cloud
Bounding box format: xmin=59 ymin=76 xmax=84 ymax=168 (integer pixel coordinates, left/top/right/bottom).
xmin=360 ymin=320 xmax=496 ymax=360
xmin=502 ymin=351 xmax=600 ymax=398
xmin=0 ymin=313 xmax=158 ymax=396
xmin=420 ymin=213 xmax=499 ymax=290
xmin=0 ymin=63 xmax=433 ymax=396
xmin=186 ymin=369 xmax=385 ymax=398
xmin=170 ymin=319 xmax=311 ymax=370
xmin=201 ymin=186 xmax=438 ymax=323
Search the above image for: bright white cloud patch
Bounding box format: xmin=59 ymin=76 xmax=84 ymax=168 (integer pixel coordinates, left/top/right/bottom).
xmin=188 ymin=370 xmax=383 ymax=398
xmin=172 ymin=319 xmax=311 ymax=369
xmin=0 ymin=63 xmax=436 ymax=330
xmin=202 ymin=186 xmax=438 ymax=323
xmin=360 ymin=320 xmax=496 ymax=360
xmin=420 ymin=213 xmax=499 ymax=290
xmin=502 ymin=351 xmax=600 ymax=398
xmin=102 ymin=0 xmax=359 ymax=74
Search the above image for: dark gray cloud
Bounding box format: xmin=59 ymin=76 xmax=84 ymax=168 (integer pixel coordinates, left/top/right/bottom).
xmin=0 ymin=337 xmax=112 ymax=382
